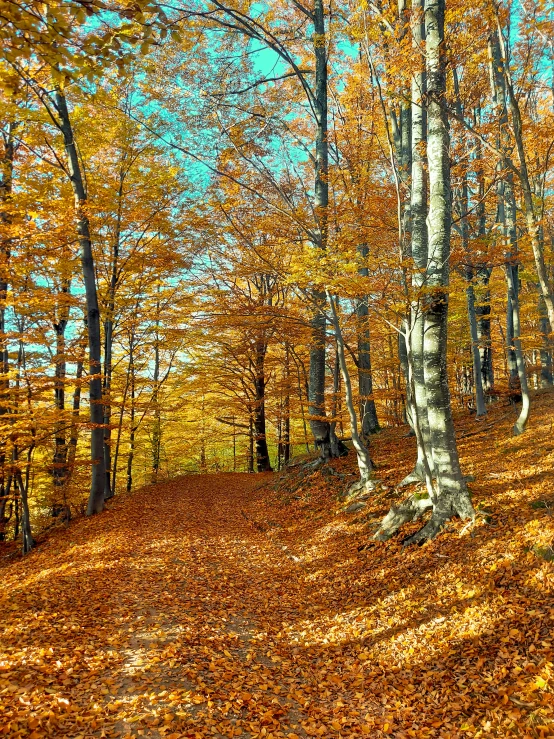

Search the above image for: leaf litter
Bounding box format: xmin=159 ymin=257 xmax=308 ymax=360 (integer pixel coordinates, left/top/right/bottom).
xmin=1 ymin=396 xmax=554 ymax=739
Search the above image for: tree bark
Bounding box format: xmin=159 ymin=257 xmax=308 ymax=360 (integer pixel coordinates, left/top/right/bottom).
xmin=328 ymin=294 xmax=373 ymax=491
xmin=112 ymin=348 xmax=133 ymax=495
xmin=403 ymin=0 xmax=434 ymax=485
xmin=452 ymin=71 xmax=487 ymax=417
xmin=53 ymin=90 xmax=105 ymax=515
xmin=102 ymin=165 xmax=125 ymax=500
xmin=308 ymin=303 xmax=331 ymax=456
xmin=0 ymin=121 xmax=16 ymax=538
xmin=506 ymin=263 xmax=530 ymax=434
xmin=290 ymin=347 xmax=310 ymax=453
xmin=247 ymin=413 xmax=254 ymax=473
xmin=489 ymin=34 xmax=530 ymax=433
xmin=12 ymin=335 xmax=35 ymax=553
xmin=253 ymin=339 xmax=272 ymax=472
xmin=355 ymin=283 xmax=379 ymax=437
xmin=466 ymin=282 xmax=487 ymax=415
xmin=308 ymin=0 xmax=333 ymax=457
xmin=473 ymin=112 xmax=494 ymax=394
xmin=539 ymin=295 xmax=553 ymax=386
xmin=51 ymin=278 xmax=70 ymax=500
xmin=416 ymin=0 xmax=474 ymax=538
xmin=67 ymin=358 xmax=83 ymax=481
xmin=495 ymin=21 xmax=554 ymax=335
xmin=126 ymin=333 xmax=136 ymax=493
xmin=475 ymin=267 xmax=494 ymax=394
xmin=282 ymin=344 xmax=291 ymax=465
xmin=379 ymin=0 xmax=474 ymax=541
xmin=151 ymin=301 xmax=161 ymax=483
xmin=16 ymin=468 xmax=34 ymax=555
xmin=397 ymin=320 xmax=416 ymax=431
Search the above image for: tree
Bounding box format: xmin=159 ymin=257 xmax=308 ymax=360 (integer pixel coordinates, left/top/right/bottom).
xmin=375 ymin=0 xmax=475 ymax=542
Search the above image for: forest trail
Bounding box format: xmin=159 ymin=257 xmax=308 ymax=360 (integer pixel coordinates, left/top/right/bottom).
xmin=1 ymin=472 xmax=359 ymax=739
xmin=2 ymin=401 xmax=554 ymax=739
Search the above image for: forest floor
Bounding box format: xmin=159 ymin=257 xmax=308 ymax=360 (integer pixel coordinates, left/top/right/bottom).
xmin=1 ymin=393 xmax=554 ymax=739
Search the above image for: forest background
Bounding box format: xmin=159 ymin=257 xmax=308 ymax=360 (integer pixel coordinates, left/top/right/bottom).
xmin=0 ymin=0 xmax=553 ymax=550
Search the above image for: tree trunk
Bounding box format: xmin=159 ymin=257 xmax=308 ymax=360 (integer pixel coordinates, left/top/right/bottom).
xmin=457 ymin=187 xmax=487 ymax=417
xmin=151 ymin=310 xmax=161 ymax=483
xmin=308 ymin=303 xmax=331 ymax=456
xmin=398 ymin=320 xmax=416 ymax=432
xmin=291 ymin=348 xmax=310 ymax=453
xmin=401 ymin=0 xmax=434 ymax=486
xmin=505 ymin=284 xmax=518 ymax=384
xmin=52 ymin=279 xmax=70 ymax=500
xmin=67 ymin=359 xmax=83 ymax=481
xmin=112 ymin=351 xmax=133 ymax=494
xmin=494 ymin=22 xmax=554 ymax=335
xmin=12 ymin=482 xmax=19 ymax=542
xmin=475 ymin=267 xmax=494 ymax=394
xmin=13 ymin=338 xmax=35 ymax=554
xmin=328 ymin=294 xmax=373 ymax=492
xmin=328 ymin=341 xmax=348 ymax=457
xmin=539 ymin=296 xmax=553 ymax=386
xmin=489 ymin=36 xmax=530 ymax=432
xmin=253 ymin=339 xmax=272 ymax=472
xmin=391 ymin=79 xmax=413 ymax=432
xmin=473 ymin=112 xmax=494 ymax=394
xmin=417 ymin=0 xmax=473 ymax=538
xmin=247 ymin=413 xmax=254 ymax=473
xmin=126 ymin=344 xmax=136 ymax=493
xmin=53 ymin=90 xmax=105 ymax=515
xmin=102 ymin=167 xmax=125 ymax=500
xmin=416 ymin=0 xmax=474 ymax=537
xmin=278 ymin=345 xmax=291 ymax=470
xmin=356 ymin=244 xmax=379 ymax=437
xmin=466 ymin=282 xmax=487 ymax=415
xmin=308 ymin=0 xmax=332 ymax=457
xmin=0 ymin=121 xmax=16 ymax=541
xmin=16 ymin=468 xmax=34 ymax=554
xmin=276 ymin=410 xmax=282 ymax=472
xmin=283 ymin=344 xmax=291 ymax=464
xmin=379 ymin=0 xmax=474 ymax=541
xmin=451 ymin=72 xmax=487 ymax=417
xmin=356 ymin=294 xmax=379 ymax=437
xmin=506 ymin=262 xmax=530 ymax=434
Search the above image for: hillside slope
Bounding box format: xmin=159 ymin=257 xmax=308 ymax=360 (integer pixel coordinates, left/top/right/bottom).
xmin=1 ymin=394 xmax=553 ymax=739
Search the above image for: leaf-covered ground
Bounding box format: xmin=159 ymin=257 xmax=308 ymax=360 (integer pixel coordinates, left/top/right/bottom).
xmin=1 ymin=394 xmax=554 ymax=739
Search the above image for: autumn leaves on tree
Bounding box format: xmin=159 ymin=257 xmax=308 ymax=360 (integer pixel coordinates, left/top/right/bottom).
xmin=0 ymin=0 xmax=553 ymax=550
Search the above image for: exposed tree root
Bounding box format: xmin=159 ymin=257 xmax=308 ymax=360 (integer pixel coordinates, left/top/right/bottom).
xmin=373 ymin=492 xmax=433 ymax=541
xmin=374 ymin=485 xmax=476 ymax=544
xmin=345 ymin=475 xmax=379 ymax=500
xmin=397 ymin=470 xmax=424 ymax=488
xmin=401 ymin=501 xmax=477 ymax=545
xmin=397 ymin=461 xmax=432 ymax=488
xmin=401 ymin=511 xmax=449 ymax=545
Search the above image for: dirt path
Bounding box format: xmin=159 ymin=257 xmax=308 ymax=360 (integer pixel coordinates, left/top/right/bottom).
xmin=0 ymin=474 xmax=366 ymax=739
xmin=1 ymin=459 xmax=553 ymax=739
